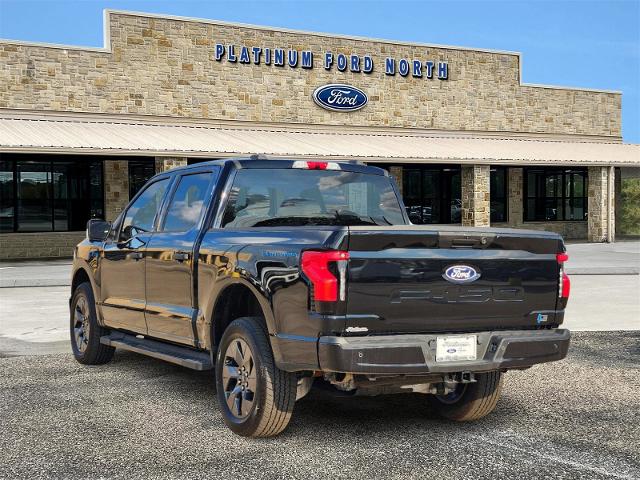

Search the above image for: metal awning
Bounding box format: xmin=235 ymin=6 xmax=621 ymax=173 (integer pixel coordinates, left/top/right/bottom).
xmin=1 ymin=112 xmax=638 ymax=166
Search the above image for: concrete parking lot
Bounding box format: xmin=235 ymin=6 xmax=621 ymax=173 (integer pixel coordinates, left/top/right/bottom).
xmin=0 ymin=332 xmax=638 ymax=480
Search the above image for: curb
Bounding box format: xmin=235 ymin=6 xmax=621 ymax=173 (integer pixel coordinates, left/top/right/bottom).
xmin=0 ymin=280 xmax=71 ymax=288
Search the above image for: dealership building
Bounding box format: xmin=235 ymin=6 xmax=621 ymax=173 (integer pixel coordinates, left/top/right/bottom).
xmin=0 ymin=10 xmax=639 ymax=259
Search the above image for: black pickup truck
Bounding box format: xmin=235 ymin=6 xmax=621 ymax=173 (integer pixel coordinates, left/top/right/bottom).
xmin=71 ymin=157 xmax=571 ymax=437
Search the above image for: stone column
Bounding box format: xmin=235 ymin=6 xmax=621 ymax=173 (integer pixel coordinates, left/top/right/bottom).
xmin=104 ymin=160 xmax=130 ymax=222
xmin=588 ymin=166 xmax=615 ymax=242
xmin=507 ymin=167 xmax=524 ymax=226
xmin=388 ymin=166 xmax=403 ymax=196
xmin=155 ymin=156 xmax=188 ymax=173
xmin=461 ymin=165 xmax=490 ymax=227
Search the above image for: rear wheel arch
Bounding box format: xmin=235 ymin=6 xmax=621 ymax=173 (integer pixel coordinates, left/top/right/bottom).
xmin=210 ymin=282 xmax=272 ymax=353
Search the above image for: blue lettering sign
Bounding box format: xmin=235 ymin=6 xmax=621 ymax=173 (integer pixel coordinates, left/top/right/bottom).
xmin=274 ymin=49 xmax=284 ymax=66
xmin=363 ymin=55 xmax=373 ymax=73
xmin=288 ymin=50 xmax=298 ymax=67
xmin=438 ymin=62 xmax=448 ymax=79
xmin=301 ymin=51 xmax=313 ymax=69
xmin=385 ymin=58 xmax=395 ymax=75
xmin=239 ymin=46 xmax=250 ymax=64
xmin=252 ymin=47 xmax=262 ymax=64
xmin=324 ymin=52 xmax=333 ymax=70
xmin=412 ymin=60 xmax=422 ymax=77
xmin=313 ymin=84 xmax=368 ymax=112
xmin=264 ymin=48 xmax=271 ymax=65
xmin=228 ymin=45 xmax=237 ymax=62
xmin=350 ymin=55 xmax=360 ymax=72
xmin=398 ymin=59 xmax=409 ymax=77
xmin=215 ymin=43 xmax=225 ymax=61
xmin=425 ymin=61 xmax=434 ymax=78
xmin=337 ymin=54 xmax=347 ymax=71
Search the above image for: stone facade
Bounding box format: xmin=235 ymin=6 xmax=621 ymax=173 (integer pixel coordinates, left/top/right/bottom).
xmin=0 ymin=232 xmax=85 ymax=259
xmin=155 ymin=156 xmax=188 ymax=173
xmin=587 ymin=166 xmax=614 ymax=242
xmin=0 ymin=11 xmax=621 ymax=138
xmin=104 ymin=160 xmax=129 ymax=221
xmin=461 ymin=165 xmax=490 ymax=227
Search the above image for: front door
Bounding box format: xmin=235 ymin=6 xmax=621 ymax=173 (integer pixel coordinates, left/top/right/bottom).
xmin=144 ymin=170 xmax=217 ymax=345
xmin=100 ymin=177 xmax=171 ymax=333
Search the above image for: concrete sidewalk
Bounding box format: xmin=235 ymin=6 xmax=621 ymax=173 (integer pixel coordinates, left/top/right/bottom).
xmin=0 ymin=240 xmax=637 ymax=288
xmin=0 ymin=259 xmax=71 ymax=288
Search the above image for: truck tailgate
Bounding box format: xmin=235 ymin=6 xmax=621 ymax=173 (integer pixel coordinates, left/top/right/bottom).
xmin=344 ymin=226 xmax=564 ymax=334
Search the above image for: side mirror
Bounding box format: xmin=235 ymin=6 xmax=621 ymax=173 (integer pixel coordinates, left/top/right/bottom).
xmin=87 ymin=219 xmax=111 ymax=242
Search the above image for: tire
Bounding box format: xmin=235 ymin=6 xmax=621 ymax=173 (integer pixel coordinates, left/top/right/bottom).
xmin=70 ymin=282 xmax=115 ymax=365
xmin=215 ymin=317 xmax=297 ymax=437
xmin=427 ymin=371 xmax=503 ymax=421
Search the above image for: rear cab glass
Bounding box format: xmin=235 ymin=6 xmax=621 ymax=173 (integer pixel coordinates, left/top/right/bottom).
xmin=220 ymin=168 xmax=406 ymax=228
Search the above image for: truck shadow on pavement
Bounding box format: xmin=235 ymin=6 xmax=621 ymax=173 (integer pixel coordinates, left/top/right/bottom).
xmin=108 ymin=349 xmax=523 ymax=435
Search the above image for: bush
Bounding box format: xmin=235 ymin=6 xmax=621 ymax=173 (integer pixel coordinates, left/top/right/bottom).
xmin=619 ymin=178 xmax=640 ymax=236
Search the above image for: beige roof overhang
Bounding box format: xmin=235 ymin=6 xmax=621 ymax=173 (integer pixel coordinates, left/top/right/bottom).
xmin=0 ymin=111 xmax=638 ymax=167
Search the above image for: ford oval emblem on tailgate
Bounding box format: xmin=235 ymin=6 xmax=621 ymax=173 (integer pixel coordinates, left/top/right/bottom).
xmin=443 ymin=265 xmax=481 ymax=284
xmin=312 ymin=84 xmax=368 ymax=112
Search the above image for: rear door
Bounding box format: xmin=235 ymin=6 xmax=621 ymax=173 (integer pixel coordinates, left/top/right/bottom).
xmin=144 ymin=169 xmax=218 ymax=345
xmin=344 ymin=226 xmax=562 ymax=334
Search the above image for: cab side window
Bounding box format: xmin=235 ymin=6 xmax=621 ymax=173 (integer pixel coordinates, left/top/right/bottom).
xmin=161 ymin=172 xmax=213 ymax=232
xmin=121 ymin=178 xmax=169 ymax=240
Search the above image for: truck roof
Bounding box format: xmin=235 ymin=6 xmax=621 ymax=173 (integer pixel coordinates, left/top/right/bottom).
xmin=161 ymin=156 xmax=389 ymax=176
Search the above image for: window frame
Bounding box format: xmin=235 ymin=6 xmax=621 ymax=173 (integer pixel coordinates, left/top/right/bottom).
xmin=117 ymin=175 xmax=173 ymax=240
xmin=523 ymin=167 xmax=588 ymax=222
xmin=217 ymin=166 xmax=406 ymax=229
xmin=157 ymin=168 xmax=219 ymax=233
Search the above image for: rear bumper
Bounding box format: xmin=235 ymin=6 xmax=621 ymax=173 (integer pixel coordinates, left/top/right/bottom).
xmin=316 ymin=329 xmax=570 ymax=375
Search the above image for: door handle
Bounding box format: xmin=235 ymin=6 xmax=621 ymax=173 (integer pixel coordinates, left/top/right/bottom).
xmin=129 ymin=251 xmax=143 ymax=260
xmin=174 ymin=251 xmax=190 ymax=262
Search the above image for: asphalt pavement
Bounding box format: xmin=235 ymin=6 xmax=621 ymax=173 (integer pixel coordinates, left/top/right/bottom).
xmin=1 ymin=332 xmax=638 ymax=480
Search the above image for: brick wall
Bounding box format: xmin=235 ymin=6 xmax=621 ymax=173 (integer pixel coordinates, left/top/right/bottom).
xmin=0 ymin=11 xmax=621 ymax=138
xmin=0 ymin=232 xmax=85 ymax=260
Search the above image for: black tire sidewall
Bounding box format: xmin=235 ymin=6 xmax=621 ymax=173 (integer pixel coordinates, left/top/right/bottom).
xmin=70 ymin=282 xmax=102 ymax=362
xmin=215 ymin=319 xmax=268 ymax=435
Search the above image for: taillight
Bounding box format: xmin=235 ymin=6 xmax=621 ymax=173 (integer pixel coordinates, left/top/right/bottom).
xmin=301 ymin=250 xmax=349 ymax=302
xmin=557 ymin=252 xmax=570 ymax=303
xmin=561 ymin=272 xmax=571 ymax=298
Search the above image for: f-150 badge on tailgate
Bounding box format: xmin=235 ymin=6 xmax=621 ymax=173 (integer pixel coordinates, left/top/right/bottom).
xmin=443 ymin=265 xmax=481 ymax=284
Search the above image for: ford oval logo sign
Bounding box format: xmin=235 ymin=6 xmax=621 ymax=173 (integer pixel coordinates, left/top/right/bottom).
xmin=443 ymin=265 xmax=481 ymax=284
xmin=312 ymin=84 xmax=368 ymax=112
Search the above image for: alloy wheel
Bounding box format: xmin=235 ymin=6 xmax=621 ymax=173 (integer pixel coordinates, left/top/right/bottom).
xmin=73 ymin=296 xmax=90 ymax=353
xmin=222 ymin=338 xmax=257 ymax=418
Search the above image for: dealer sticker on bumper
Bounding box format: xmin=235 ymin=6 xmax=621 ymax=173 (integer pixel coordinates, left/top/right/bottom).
xmin=436 ymin=335 xmax=477 ymax=362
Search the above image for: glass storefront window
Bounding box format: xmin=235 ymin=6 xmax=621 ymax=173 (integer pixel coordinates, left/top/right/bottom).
xmin=0 ymin=155 xmax=107 ymax=232
xmin=128 ymin=160 xmax=156 ymax=199
xmin=377 ymin=164 xmax=461 ymax=224
xmin=490 ymin=167 xmax=508 ymax=223
xmin=17 ymin=162 xmax=52 ymax=232
xmin=524 ymin=168 xmax=588 ymax=221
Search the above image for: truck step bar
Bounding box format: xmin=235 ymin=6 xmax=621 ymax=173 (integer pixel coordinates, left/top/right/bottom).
xmin=100 ymin=332 xmax=213 ymax=371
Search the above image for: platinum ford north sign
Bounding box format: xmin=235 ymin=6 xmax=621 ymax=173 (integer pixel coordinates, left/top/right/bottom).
xmin=312 ymin=84 xmax=368 ymax=112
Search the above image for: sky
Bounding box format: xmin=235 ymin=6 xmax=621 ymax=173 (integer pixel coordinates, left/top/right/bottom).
xmin=0 ymin=0 xmax=638 ymax=142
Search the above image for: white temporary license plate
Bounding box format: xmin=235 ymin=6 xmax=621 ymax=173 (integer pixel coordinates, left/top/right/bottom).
xmin=436 ymin=335 xmax=477 ymax=362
